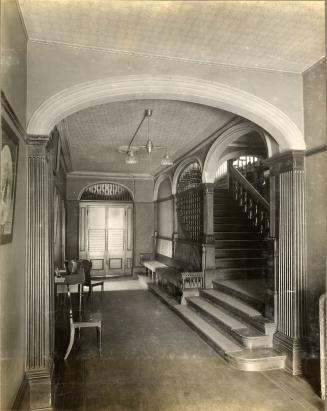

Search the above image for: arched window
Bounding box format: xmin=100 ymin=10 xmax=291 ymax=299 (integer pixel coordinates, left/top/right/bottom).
xmin=176 ymin=161 xmax=202 ymax=194
xmin=80 ymin=183 xmax=133 ymax=201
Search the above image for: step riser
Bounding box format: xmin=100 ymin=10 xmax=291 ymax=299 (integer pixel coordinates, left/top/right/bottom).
xmin=215 ymin=241 xmax=266 ymax=248
xmin=209 ymin=270 xmax=266 ymax=281
xmin=231 ymin=330 xmax=272 ymax=349
xmin=214 ymin=225 xmax=253 ymax=232
xmin=215 ymin=249 xmax=265 ymax=258
xmin=215 ymin=259 xmax=267 ymax=269
xmin=227 ymin=354 xmax=285 ymax=372
xmin=214 ymin=233 xmax=260 ymax=240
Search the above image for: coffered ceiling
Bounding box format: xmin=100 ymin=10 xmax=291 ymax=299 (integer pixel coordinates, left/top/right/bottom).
xmin=18 ymin=1 xmax=324 ymax=72
xmin=59 ymin=100 xmax=235 ymax=175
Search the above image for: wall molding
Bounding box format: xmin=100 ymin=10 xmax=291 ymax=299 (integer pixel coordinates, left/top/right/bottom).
xmin=67 ymin=171 xmax=153 ymax=180
xmin=305 ymin=144 xmax=327 ymax=157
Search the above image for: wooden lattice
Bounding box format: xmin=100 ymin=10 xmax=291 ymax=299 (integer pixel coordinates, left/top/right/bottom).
xmin=80 ymin=183 xmax=132 ymax=201
xmin=176 ymin=162 xmax=203 ymax=241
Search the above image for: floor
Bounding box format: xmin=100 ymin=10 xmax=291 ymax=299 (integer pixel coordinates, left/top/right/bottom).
xmin=54 ymin=278 xmax=324 ymax=411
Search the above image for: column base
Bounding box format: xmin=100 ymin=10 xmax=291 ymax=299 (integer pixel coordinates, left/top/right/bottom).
xmin=273 ymin=331 xmax=305 ymax=375
xmin=26 ymin=362 xmax=53 ymax=410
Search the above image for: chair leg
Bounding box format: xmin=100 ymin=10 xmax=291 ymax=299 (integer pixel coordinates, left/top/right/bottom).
xmin=97 ymin=326 xmax=102 ymax=355
xmin=87 ymin=286 xmax=92 ymax=300
xmin=64 ymin=327 xmax=75 ymax=360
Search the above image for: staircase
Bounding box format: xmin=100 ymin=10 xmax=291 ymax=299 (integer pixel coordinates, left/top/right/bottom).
xmin=175 ymin=175 xmax=285 ymax=371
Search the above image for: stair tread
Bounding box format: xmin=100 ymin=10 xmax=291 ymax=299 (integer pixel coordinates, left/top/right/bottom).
xmin=187 ymin=296 xmax=255 ymax=331
xmin=214 ymin=279 xmax=266 ymax=303
xmin=176 ymin=305 xmax=242 ymax=353
xmin=202 ymin=289 xmax=262 ymax=317
xmin=215 ymin=257 xmax=266 ymax=261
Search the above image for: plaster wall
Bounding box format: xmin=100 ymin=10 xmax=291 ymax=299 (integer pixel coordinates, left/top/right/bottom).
xmin=0 ymin=1 xmax=28 ymax=409
xmin=27 ymin=42 xmax=304 ymax=133
xmin=302 ymin=60 xmax=327 ymax=358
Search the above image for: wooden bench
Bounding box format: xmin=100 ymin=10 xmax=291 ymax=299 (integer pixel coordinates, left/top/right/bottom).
xmin=141 ymin=259 xmax=168 ymax=283
xmin=156 ymin=266 xmax=203 ymax=305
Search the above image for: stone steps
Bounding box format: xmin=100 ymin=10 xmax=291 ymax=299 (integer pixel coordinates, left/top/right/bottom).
xmin=215 ymin=248 xmax=266 ymax=258
xmin=215 ymin=257 xmax=267 ymax=269
xmin=186 ymin=296 xmax=272 ymax=349
xmin=200 ymin=289 xmax=276 ymax=335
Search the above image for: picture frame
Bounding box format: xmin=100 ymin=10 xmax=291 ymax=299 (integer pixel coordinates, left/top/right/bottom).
xmin=0 ymin=117 xmax=19 ymax=245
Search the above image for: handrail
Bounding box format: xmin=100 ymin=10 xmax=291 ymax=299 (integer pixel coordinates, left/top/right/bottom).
xmin=228 ymin=162 xmax=270 ymax=236
xmin=229 ymin=164 xmax=269 ymax=210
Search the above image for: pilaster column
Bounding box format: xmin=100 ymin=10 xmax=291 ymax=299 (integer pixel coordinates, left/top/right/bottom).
xmin=202 ymin=183 xmax=215 ymax=274
xmin=26 ymin=136 xmax=53 ymax=410
xmin=268 ymin=151 xmax=307 ymax=375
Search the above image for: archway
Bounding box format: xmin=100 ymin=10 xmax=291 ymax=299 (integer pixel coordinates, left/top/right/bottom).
xmin=27 ymin=76 xmax=305 ymax=155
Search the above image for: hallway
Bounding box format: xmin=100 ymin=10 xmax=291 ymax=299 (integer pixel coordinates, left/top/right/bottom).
xmin=54 ymin=280 xmax=323 ymax=411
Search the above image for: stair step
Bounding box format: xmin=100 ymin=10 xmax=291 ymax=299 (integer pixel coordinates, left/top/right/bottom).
xmin=214 ymin=224 xmax=253 ymax=232
xmin=210 ymin=267 xmax=267 ymax=280
xmin=214 ymin=232 xmax=260 ymax=240
xmin=186 ymin=297 xmax=272 ymax=349
xmin=215 ymin=257 xmax=267 ymax=269
xmin=215 ymin=239 xmax=267 ymax=249
xmin=212 ymin=279 xmax=266 ymax=312
xmin=215 ymin=248 xmax=266 ymax=258
xmin=175 ymin=305 xmax=284 ymax=371
xmin=200 ymin=289 xmax=276 ymax=335
xmin=175 ymin=305 xmax=242 ymax=353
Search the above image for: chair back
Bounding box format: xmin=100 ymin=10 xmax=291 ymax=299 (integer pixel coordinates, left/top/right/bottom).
xmin=67 ymin=259 xmax=81 ymax=274
xmin=81 ymin=260 xmax=92 ymax=284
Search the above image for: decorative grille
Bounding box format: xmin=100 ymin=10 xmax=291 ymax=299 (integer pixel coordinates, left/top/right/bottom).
xmin=176 ymin=161 xmax=203 ymax=242
xmin=80 ymin=183 xmax=133 ymax=201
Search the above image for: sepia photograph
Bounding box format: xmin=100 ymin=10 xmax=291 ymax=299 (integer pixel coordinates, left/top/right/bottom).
xmin=0 ymin=1 xmax=326 ymax=410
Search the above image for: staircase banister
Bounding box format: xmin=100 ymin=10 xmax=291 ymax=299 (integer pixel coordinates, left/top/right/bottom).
xmin=229 ymin=163 xmax=269 ymax=211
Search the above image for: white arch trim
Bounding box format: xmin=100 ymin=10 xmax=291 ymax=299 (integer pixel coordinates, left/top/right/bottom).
xmin=77 ymin=181 xmax=135 ymax=201
xmin=172 ymin=156 xmax=203 ymax=195
xmin=203 ymin=122 xmax=275 ymax=183
xmin=153 ymin=174 xmax=173 ymax=201
xmin=27 ymin=75 xmax=305 ymax=154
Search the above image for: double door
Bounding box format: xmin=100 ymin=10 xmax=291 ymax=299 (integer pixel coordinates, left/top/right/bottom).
xmin=79 ymin=203 xmax=133 ymax=276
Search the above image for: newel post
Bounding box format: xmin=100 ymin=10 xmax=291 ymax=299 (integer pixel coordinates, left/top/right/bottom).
xmin=25 ymin=136 xmax=53 ymax=410
xmin=202 ymin=183 xmax=215 ymax=284
xmin=267 ymin=151 xmax=307 ymax=375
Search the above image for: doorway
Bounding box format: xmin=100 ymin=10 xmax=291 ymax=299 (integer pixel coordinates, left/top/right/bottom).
xmin=79 ymin=202 xmax=133 ymax=277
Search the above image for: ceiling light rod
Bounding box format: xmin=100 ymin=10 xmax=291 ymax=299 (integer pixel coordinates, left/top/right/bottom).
xmin=127 ymin=108 xmax=152 ymax=152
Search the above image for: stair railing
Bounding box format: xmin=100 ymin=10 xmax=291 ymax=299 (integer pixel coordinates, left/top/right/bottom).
xmin=228 ymin=162 xmax=270 ymax=237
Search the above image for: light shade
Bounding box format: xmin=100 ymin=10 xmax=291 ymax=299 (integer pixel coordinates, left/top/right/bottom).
xmin=125 ymin=150 xmax=138 ymax=164
xmin=161 ymin=152 xmax=173 ymax=166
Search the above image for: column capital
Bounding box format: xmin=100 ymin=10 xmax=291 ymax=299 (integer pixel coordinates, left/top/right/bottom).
xmin=264 ymin=150 xmax=305 ymax=175
xmin=27 ymin=135 xmax=51 ymax=157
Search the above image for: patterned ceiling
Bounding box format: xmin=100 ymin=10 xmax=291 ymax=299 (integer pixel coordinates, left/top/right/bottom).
xmin=59 ymin=100 xmax=234 ymax=175
xmin=18 ymin=1 xmax=324 ymax=72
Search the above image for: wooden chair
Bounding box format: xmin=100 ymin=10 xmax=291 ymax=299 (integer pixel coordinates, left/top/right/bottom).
xmin=81 ymin=259 xmax=104 ymax=299
xmin=64 ymin=290 xmax=102 ymax=360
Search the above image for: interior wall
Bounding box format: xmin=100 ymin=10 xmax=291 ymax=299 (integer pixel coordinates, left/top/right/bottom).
xmin=0 ymin=1 xmax=28 ymax=409
xmin=66 ymin=176 xmax=154 ymax=268
xmin=302 ymin=59 xmax=327 ymax=363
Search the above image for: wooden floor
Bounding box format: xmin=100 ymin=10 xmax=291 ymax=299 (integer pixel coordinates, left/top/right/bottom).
xmin=53 ymin=279 xmax=324 ymax=411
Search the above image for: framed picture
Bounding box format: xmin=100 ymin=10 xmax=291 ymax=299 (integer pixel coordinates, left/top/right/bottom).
xmin=0 ymin=117 xmax=19 ymax=245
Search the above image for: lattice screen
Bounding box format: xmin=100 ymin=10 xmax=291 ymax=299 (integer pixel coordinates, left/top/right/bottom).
xmin=176 ymin=161 xmax=203 ymax=241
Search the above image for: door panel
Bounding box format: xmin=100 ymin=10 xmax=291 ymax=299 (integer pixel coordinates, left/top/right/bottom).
xmin=87 ymin=206 xmax=106 ymax=275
